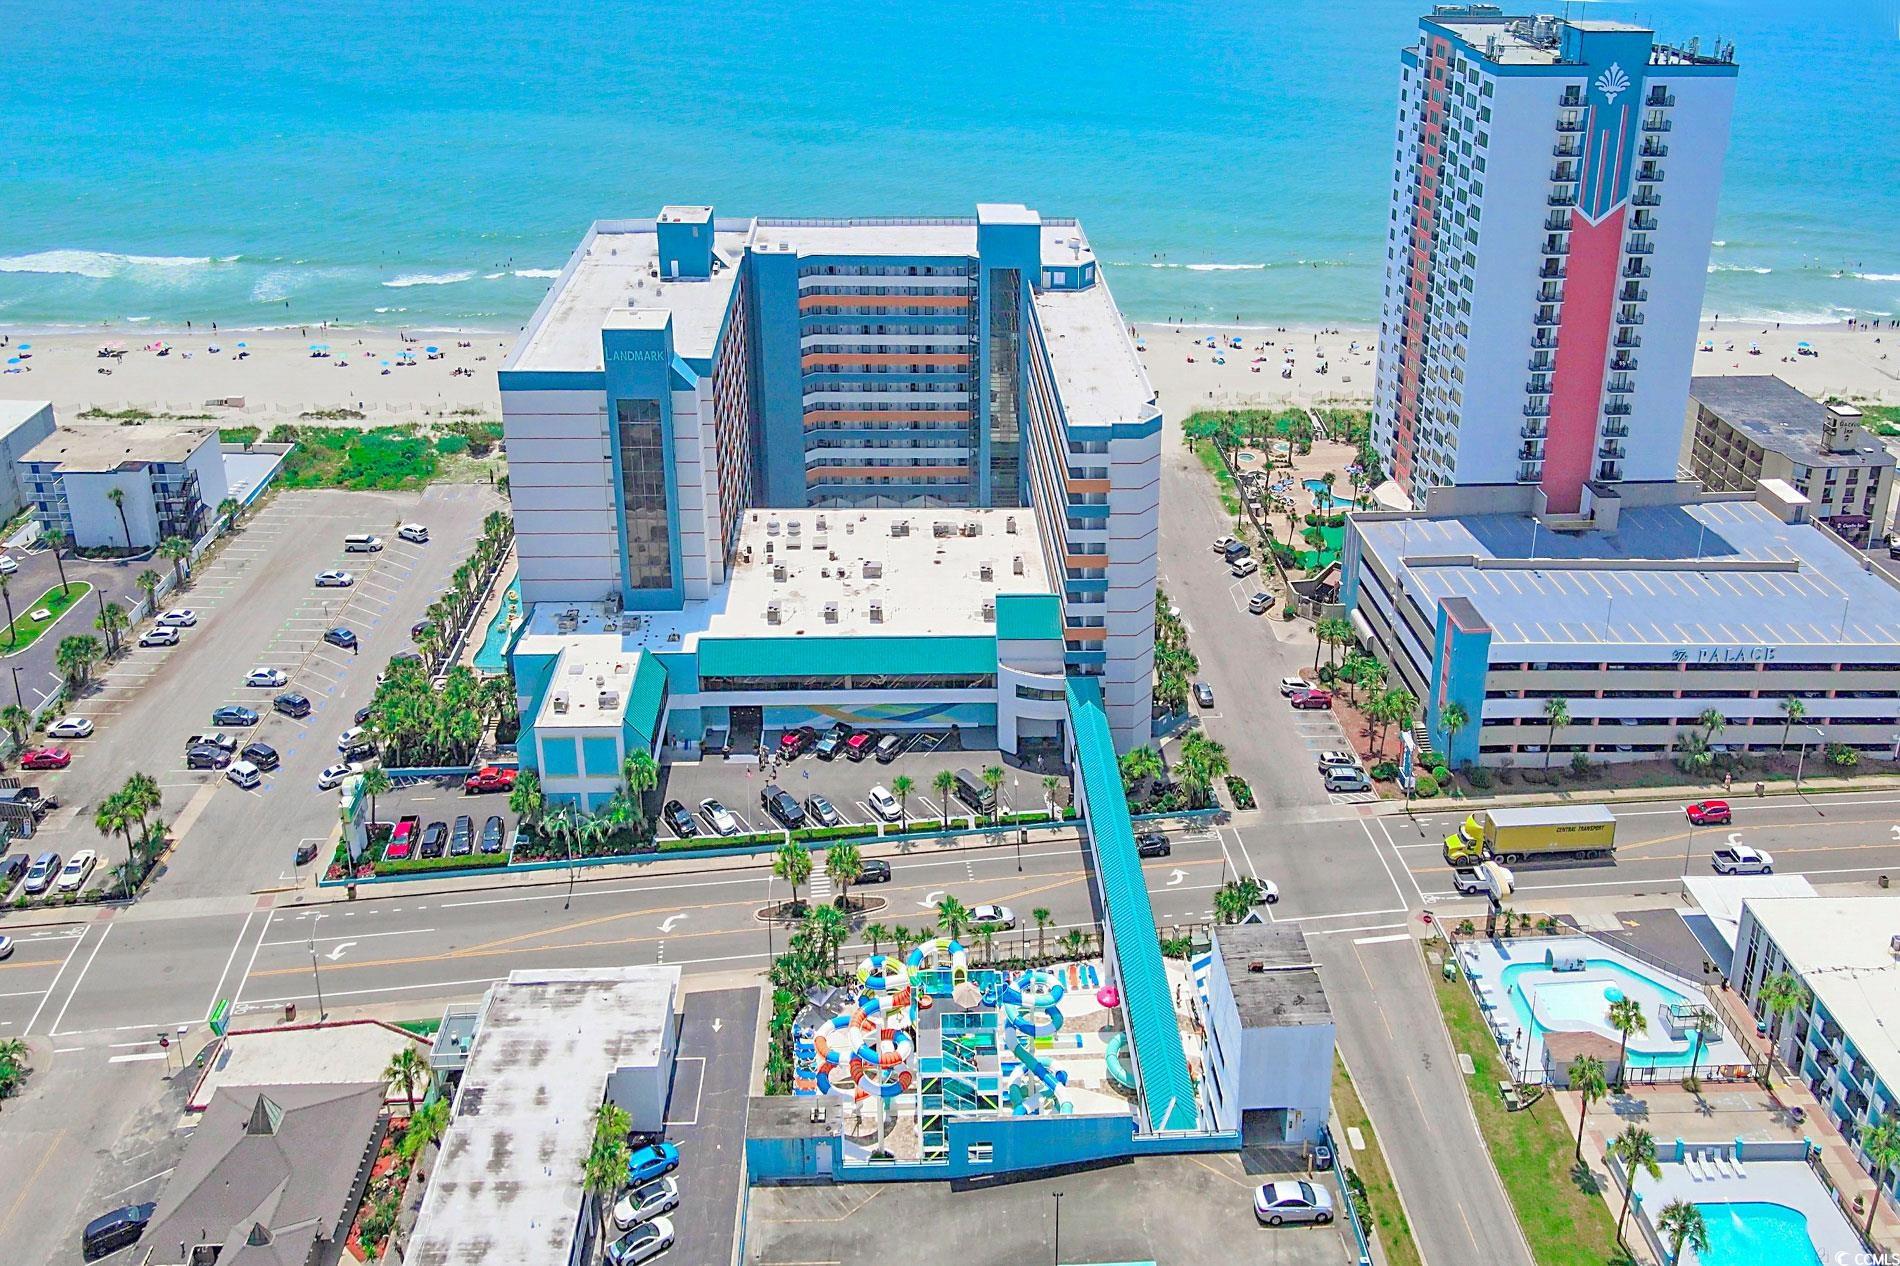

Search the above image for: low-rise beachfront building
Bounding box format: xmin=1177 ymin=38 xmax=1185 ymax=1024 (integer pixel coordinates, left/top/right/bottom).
xmin=0 ymin=401 xmax=57 ymax=519
xmin=1686 ymin=375 xmax=1895 ymax=546
xmin=500 ymin=203 xmax=1159 ymax=753
xmin=1194 ymin=924 xmax=1336 ymax=1144
xmin=1341 ymin=479 xmax=1900 ymax=768
xmin=1732 ymin=894 xmax=1900 ymax=1209
xmin=20 ymin=420 xmax=227 ymax=549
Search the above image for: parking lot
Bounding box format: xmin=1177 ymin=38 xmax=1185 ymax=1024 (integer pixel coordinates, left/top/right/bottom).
xmin=6 ymin=484 xmax=504 ymax=909
xmin=373 ymin=774 xmax=518 ymax=860
xmin=657 ymin=735 xmax=1069 ymax=840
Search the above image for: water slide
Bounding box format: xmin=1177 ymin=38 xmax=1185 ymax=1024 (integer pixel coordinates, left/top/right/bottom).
xmin=1008 ymin=1039 xmax=1072 ymax=1115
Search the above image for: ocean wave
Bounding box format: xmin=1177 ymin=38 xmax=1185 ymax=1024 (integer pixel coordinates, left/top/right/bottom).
xmin=1852 ymin=272 xmax=1900 ymax=283
xmin=512 ymin=268 xmax=561 ymax=278
xmin=1710 ymin=240 xmax=1727 ymax=248
xmin=1708 ymin=263 xmax=1772 ymax=274
xmin=381 ymin=270 xmax=476 ymax=289
xmin=372 ymin=306 xmax=409 ymax=314
xmin=0 ymin=250 xmax=218 ymax=278
xmin=1133 ymin=259 xmax=1347 ymax=272
xmin=483 ymin=272 xmax=507 ymax=280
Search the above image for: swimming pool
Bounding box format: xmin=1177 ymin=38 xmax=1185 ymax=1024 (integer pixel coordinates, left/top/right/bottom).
xmin=1497 ymin=957 xmax=1699 ymax=1067
xmin=1300 ymin=477 xmax=1354 ymax=511
xmin=1694 ymin=1202 xmax=1823 ymax=1266
xmin=472 ymin=576 xmax=520 ymax=673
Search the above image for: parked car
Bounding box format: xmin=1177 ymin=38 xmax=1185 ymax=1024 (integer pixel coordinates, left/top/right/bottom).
xmin=661 ymin=800 xmax=696 ymax=838
xmin=226 ymin=761 xmax=263 ymax=790
xmin=81 ymin=1201 xmax=156 ymax=1261
xmin=246 ymin=667 xmax=288 ymax=688
xmin=1193 ymin=681 xmax=1215 ymax=708
xmin=613 ymin=1177 xmax=680 ymax=1231
xmin=1316 ymin=750 xmax=1356 ymax=772
xmin=449 ymin=815 xmax=475 ymax=856
xmin=480 ymin=815 xmax=506 ymax=854
xmin=336 ymin=726 xmax=367 ymax=752
xmin=46 ymin=716 xmax=94 ymax=739
xmin=858 ymin=858 xmax=892 ymax=883
xmin=1280 ymin=677 xmax=1310 ymax=697
xmin=56 ymin=849 xmax=97 ymax=892
xmin=814 ymin=723 xmax=852 ymax=760
xmin=385 ymin=816 xmax=419 ymax=861
xmin=844 ymin=731 xmax=876 ymax=762
xmin=314 ymin=569 xmax=354 ymax=587
xmin=354 ymin=704 xmax=374 ymax=726
xmin=605 ymin=1218 xmax=676 ymax=1266
xmin=874 ymin=732 xmax=907 ymax=764
xmin=317 ymin=763 xmax=360 ymax=791
xmin=323 ymin=626 xmax=358 ymax=650
xmin=0 ymin=554 xmax=14 ymax=574
xmin=464 ymin=765 xmax=517 ymax=795
xmin=1248 ymin=592 xmax=1273 ymax=615
xmin=761 ymin=784 xmax=806 ymax=828
xmin=22 ymin=851 xmax=61 ymax=895
xmin=419 ymin=821 xmax=449 ymax=859
xmin=866 ymin=785 xmax=902 ymax=822
xmin=20 ymin=747 xmax=71 ymax=770
xmin=777 ymin=725 xmax=818 ymax=759
xmin=805 ymin=794 xmax=842 ymax=827
xmin=188 ymin=743 xmax=232 ymax=770
xmin=1713 ymin=845 xmax=1773 ymax=875
xmin=241 ymin=742 xmax=280 ymax=771
xmin=699 ymin=799 xmax=741 ymax=836
xmin=344 ymin=533 xmax=384 ymax=553
xmin=398 ymin=523 xmax=430 ymax=544
xmin=0 ymin=933 xmax=10 ymax=959
xmin=212 ymin=705 xmax=259 ymax=727
xmin=1685 ymin=799 xmax=1731 ymax=826
xmin=184 ymin=732 xmax=237 ymax=755
xmin=969 ymin=903 xmax=1016 ymax=931
xmin=1135 ymin=831 xmax=1171 ymax=858
xmin=0 ymin=853 xmax=27 ymax=884
xmin=410 ymin=619 xmax=432 ymax=640
xmin=156 ymin=608 xmax=198 ymax=627
xmin=139 ymin=626 xmax=180 ymax=648
xmin=626 ymin=1142 xmax=681 ymax=1184
xmin=1289 ymin=689 xmax=1333 ymax=710
xmin=1452 ymin=866 xmax=1489 ymax=895
xmin=274 ymin=692 xmax=312 ymax=718
xmin=1230 ymin=557 xmax=1259 ymax=579
xmin=1211 ymin=535 xmax=1240 ymax=554
xmin=1253 ymin=1180 xmax=1333 ymax=1226
xmin=1323 ymin=766 xmax=1371 ymax=794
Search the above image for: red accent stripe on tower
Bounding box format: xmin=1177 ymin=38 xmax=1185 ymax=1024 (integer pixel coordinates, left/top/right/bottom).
xmin=1541 ymin=206 xmax=1624 ymax=513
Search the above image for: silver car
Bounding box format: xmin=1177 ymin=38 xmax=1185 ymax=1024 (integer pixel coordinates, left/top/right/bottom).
xmin=605 ymin=1217 xmax=675 ymax=1265
xmin=613 ymin=1177 xmax=680 ymax=1230
xmin=1253 ymin=1180 xmax=1334 ymax=1226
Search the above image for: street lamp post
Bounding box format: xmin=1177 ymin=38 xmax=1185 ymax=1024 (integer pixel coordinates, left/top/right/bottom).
xmin=1681 ymin=819 xmax=1696 ymax=876
xmin=1795 ymin=726 xmax=1825 ymax=790
xmin=1052 ymin=1191 xmax=1064 ymax=1266
xmin=307 ymin=913 xmax=327 ymax=1020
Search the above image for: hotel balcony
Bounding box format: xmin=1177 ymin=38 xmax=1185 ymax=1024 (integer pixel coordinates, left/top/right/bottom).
xmin=1541 ymin=238 xmax=1571 ymax=256
xmin=1556 ymin=116 xmax=1584 ymax=132
xmin=1640 ymin=140 xmax=1670 ymax=159
xmin=1548 ymin=190 xmax=1578 ymax=208
xmin=1523 ymin=401 xmax=1551 ymax=418
xmin=1625 ymin=239 xmax=1656 ymax=255
xmin=1620 ymin=285 xmax=1649 ymax=303
xmin=1623 ymin=262 xmax=1653 ymax=279
xmin=1597 ymin=461 xmax=1623 ymax=481
xmin=1646 ymin=89 xmax=1677 ymax=107
xmin=1642 ymin=115 xmax=1673 ymax=132
xmin=1517 ymin=464 xmax=1543 ymax=483
xmin=1551 ymin=164 xmax=1578 ymax=182
xmin=1637 ymin=166 xmax=1665 ymax=182
xmin=1631 ymin=212 xmax=1660 ymax=231
xmin=1525 ymin=378 xmax=1553 ymax=395
xmin=1528 ymin=355 xmax=1555 ymax=373
xmin=1538 ymin=263 xmax=1566 ymax=280
xmin=1616 ymin=311 xmax=1646 ymax=327
xmin=1538 ymin=284 xmax=1565 ymax=304
xmin=1611 ymin=354 xmax=1639 ymax=372
xmin=1534 ymin=309 xmax=1560 ymax=327
xmin=1602 ymin=421 xmax=1630 ymax=437
xmin=1531 ymin=332 xmax=1559 ymax=350
xmin=1606 ymin=377 xmax=1636 ymax=395
xmin=1561 ymin=87 xmax=1584 ymax=108
xmin=1521 ymin=421 xmax=1546 ymax=438
xmin=1614 ymin=331 xmax=1642 ymax=349
xmin=1604 ymin=401 xmax=1632 ymax=417
xmin=1545 ymin=213 xmax=1573 ymax=232
xmin=1519 ymin=443 xmax=1544 ymax=461
xmin=1633 ymin=192 xmax=1663 ymax=207
xmin=1598 ymin=442 xmax=1626 ymax=460
xmin=1553 ymin=140 xmax=1582 ymax=158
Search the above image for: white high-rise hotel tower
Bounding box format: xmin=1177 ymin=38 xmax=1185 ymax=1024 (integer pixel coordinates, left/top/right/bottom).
xmin=1373 ymin=7 xmax=1738 ymax=512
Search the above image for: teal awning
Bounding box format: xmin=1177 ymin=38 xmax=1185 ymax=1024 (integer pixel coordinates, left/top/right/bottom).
xmin=995 ymin=593 xmax=1063 ymax=642
xmin=695 ymin=635 xmax=996 ymax=679
xmin=626 ymin=653 xmax=667 ymax=748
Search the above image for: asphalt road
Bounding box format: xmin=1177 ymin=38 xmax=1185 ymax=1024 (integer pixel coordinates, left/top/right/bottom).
xmin=0 ymin=539 xmax=154 ymax=716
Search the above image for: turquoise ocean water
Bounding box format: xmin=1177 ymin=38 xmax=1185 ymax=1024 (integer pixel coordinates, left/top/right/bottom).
xmin=1 ymin=0 xmax=1894 ymax=331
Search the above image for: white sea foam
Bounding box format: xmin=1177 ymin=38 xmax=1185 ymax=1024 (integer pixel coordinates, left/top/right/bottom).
xmin=381 ymin=270 xmax=476 ymax=289
xmin=1710 ymin=240 xmax=1727 ymax=247
xmin=0 ymin=250 xmax=217 ymax=278
xmin=1135 ymin=259 xmax=1345 ymax=272
xmin=483 ymin=272 xmax=507 ymax=280
xmin=1708 ymin=263 xmax=1772 ymax=274
xmin=512 ymin=268 xmax=561 ymax=278
xmin=372 ymin=306 xmax=409 ymax=314
xmin=1852 ymin=272 xmax=1900 ymax=283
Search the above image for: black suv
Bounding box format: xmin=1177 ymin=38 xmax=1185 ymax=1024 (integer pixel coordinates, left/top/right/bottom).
xmin=814 ymin=723 xmax=852 ymax=761
xmin=859 ymin=858 xmax=892 ymax=883
xmin=274 ymin=692 xmax=312 ymax=719
xmin=1135 ymin=831 xmax=1171 ymax=859
xmin=760 ymin=784 xmax=806 ymax=828
xmin=449 ymin=814 xmax=475 ymax=856
xmin=662 ymin=799 xmax=696 ymax=838
xmin=241 ymin=742 xmax=280 ymax=772
xmin=420 ymin=820 xmax=448 ymax=858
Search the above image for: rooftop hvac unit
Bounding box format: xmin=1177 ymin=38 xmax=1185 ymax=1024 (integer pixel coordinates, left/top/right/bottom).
xmin=962 ymin=522 xmax=981 ymax=537
xmin=1891 ymin=934 xmax=1900 ymax=956
xmin=599 ymin=690 xmax=620 ymax=709
xmin=766 ymin=600 xmax=782 ymax=624
xmin=816 ymin=515 xmax=827 ymax=531
xmin=823 ymin=601 xmax=839 ymax=624
xmin=551 ymin=691 xmax=570 ymax=714
xmin=863 ymin=560 xmax=883 ymax=578
xmin=981 ymin=599 xmax=995 ymax=622
xmin=1013 ymin=555 xmax=1025 ymax=575
xmin=979 ymin=563 xmax=994 ymax=581
xmin=787 ymin=520 xmax=801 ymax=538
xmin=773 ymin=564 xmax=787 ymax=582
xmin=869 ymin=600 xmax=883 ymax=624
xmin=1006 ymin=516 xmax=1017 ymax=534
xmin=766 ymin=519 xmax=781 ymax=536
xmin=890 ymin=519 xmax=910 ymax=537
xmin=813 ymin=535 xmax=827 ymax=552
xmin=933 ymin=521 xmax=954 ymax=538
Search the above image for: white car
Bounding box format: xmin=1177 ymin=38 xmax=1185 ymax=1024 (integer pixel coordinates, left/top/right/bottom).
xmin=56 ymin=850 xmax=97 ymax=893
xmin=1255 ymin=878 xmax=1281 ymax=904
xmin=316 ymin=762 xmax=361 ymax=791
xmin=0 ymin=934 xmax=12 ymax=959
xmin=605 ymin=1218 xmax=675 ymax=1266
xmin=0 ymin=554 xmax=16 ymax=574
xmin=314 ymin=570 xmax=354 ymax=587
xmin=45 ymin=716 xmax=94 ymax=740
xmin=613 ymin=1177 xmax=680 ymax=1230
xmin=226 ymin=760 xmax=263 ymax=789
xmin=246 ymin=667 xmax=289 ymax=688
xmin=1280 ymin=677 xmax=1310 ymax=697
xmin=699 ymin=798 xmax=741 ymax=836
xmin=336 ymin=726 xmax=367 ymax=752
xmin=1316 ymin=750 xmax=1356 ymax=772
xmin=1713 ymin=845 xmax=1774 ymax=875
xmin=969 ymin=903 xmax=1016 ymax=931
xmin=157 ymin=608 xmax=198 ymax=628
xmin=866 ymin=785 xmax=902 ymax=822
xmin=398 ymin=523 xmax=430 ymax=544
xmin=1211 ymin=536 xmax=1240 ymax=554
xmin=1254 ymin=1180 xmax=1334 ymax=1226
xmin=139 ymin=626 xmax=180 ymax=648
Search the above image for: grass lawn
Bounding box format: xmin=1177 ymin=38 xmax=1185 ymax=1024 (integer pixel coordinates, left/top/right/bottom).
xmin=1424 ymin=942 xmax=1636 ymax=1266
xmin=2 ymin=581 xmax=93 ymax=654
xmin=269 ymin=424 xmax=440 ymax=490
xmin=1332 ymin=1055 xmax=1425 ymax=1266
xmin=1189 ymin=437 xmax=1242 ymax=516
xmin=395 ymin=1018 xmax=441 ymax=1039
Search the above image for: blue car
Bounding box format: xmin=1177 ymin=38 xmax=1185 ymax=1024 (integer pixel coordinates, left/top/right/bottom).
xmin=626 ymin=1141 xmax=679 ymax=1185
xmin=323 ymin=626 xmax=358 ymax=650
xmin=212 ymin=705 xmax=259 ymax=727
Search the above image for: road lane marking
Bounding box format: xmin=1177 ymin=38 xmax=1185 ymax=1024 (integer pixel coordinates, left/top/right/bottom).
xmin=48 ymin=920 xmax=115 ymax=1037
xmin=21 ymin=923 xmax=89 ymax=1036
xmin=107 ymin=1051 xmax=169 ymax=1063
xmin=261 ymin=926 xmax=435 ymax=948
xmin=203 ymin=908 xmax=258 ymax=1019
xmin=223 ymin=906 xmax=276 ymax=1021
xmin=1353 ymin=932 xmax=1412 ymax=945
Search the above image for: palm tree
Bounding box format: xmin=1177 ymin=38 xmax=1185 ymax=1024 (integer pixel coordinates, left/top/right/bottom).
xmin=95 ymin=601 xmax=129 ymax=657
xmin=1059 ymin=929 xmax=1089 ymax=959
xmin=41 ymin=528 xmax=70 ymax=594
xmin=121 ymin=772 xmax=160 ymax=840
xmin=1178 ymin=732 xmax=1231 ymax=808
xmin=1568 ymin=1054 xmax=1608 ymax=1162
xmin=805 ymin=903 xmax=851 ymax=973
xmin=94 ymin=792 xmax=140 ymax=897
xmin=890 ymin=774 xmax=914 ymax=826
xmin=158 ymin=535 xmax=192 ymax=588
xmin=773 ymin=840 xmax=811 ymax=913
xmin=1656 ymin=1199 xmax=1708 ymax=1265
xmin=0 ymin=1036 xmax=31 ymax=1100
xmin=1543 ymin=696 xmax=1571 ymax=775
xmin=975 ymin=927 xmax=996 ymax=965
xmin=935 ymin=895 xmax=971 ymax=941
xmin=1118 ymin=746 xmax=1164 ymax=794
xmin=358 ymin=764 xmax=393 ymax=828
xmin=1439 ymin=700 xmax=1470 ymax=760
xmin=1699 ymin=706 xmax=1726 ymax=747
xmin=507 ymin=768 xmax=544 ymax=830
xmin=0 ymin=572 xmax=13 ymax=650
xmin=581 ymin=1102 xmax=632 ymax=1229
xmin=1759 ymin=970 xmax=1809 ymax=1054
xmin=1778 ymin=696 xmax=1807 ymax=753
xmin=863 ymin=922 xmax=890 ymax=954
xmin=1214 ymin=877 xmax=1263 ymax=924
xmin=0 ymin=704 xmax=29 ymax=747
xmin=134 ymin=567 xmax=163 ymax=617
xmin=621 ymin=750 xmax=658 ymax=822
xmin=1041 ymin=774 xmax=1063 ymax=818
xmin=106 ymin=487 xmax=131 ymax=551
xmin=56 ymin=634 xmax=104 ymax=688
xmin=1611 ymin=1126 xmax=1661 ymax=1244
xmin=1608 ymin=995 xmax=1648 ymax=1088
xmin=399 ymin=1098 xmax=449 ymax=1161
xmin=825 ymin=841 xmax=862 ymax=910
xmin=384 ymin=1045 xmax=427 ymax=1112
xmin=1032 ymin=907 xmax=1054 ymax=959
xmin=981 ymin=765 xmax=1005 ymax=823
xmin=217 ymin=496 xmax=241 ymax=528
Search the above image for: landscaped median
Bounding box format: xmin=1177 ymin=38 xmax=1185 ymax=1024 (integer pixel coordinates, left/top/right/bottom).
xmin=1 ymin=580 xmax=92 ymax=654
xmin=1331 ymin=1055 xmax=1424 ymax=1266
xmin=1423 ymin=938 xmax=1635 ymax=1266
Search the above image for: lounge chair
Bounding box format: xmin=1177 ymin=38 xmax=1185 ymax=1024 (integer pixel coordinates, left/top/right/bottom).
xmin=1732 ymin=1151 xmax=1747 ymax=1178
xmin=1715 ymin=1151 xmax=1735 ymax=1179
xmin=1683 ymin=1152 xmax=1704 ymax=1180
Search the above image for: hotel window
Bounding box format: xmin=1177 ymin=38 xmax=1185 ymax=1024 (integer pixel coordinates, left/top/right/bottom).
xmin=615 ymin=399 xmax=674 ymax=593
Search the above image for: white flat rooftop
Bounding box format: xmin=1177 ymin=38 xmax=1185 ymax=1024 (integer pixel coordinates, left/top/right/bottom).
xmin=535 ymin=640 xmax=637 ymax=729
xmin=508 ymin=221 xmax=747 ymax=374
xmin=1033 ymin=281 xmax=1159 ymax=427
xmin=405 ymin=966 xmax=680 ymax=1266
xmin=514 ymin=507 xmax=1051 ymax=657
xmin=0 ymin=400 xmax=51 ymax=431
xmin=749 ymin=216 xmax=1095 ymax=268
xmin=187 ymin=1019 xmax=425 ymax=1111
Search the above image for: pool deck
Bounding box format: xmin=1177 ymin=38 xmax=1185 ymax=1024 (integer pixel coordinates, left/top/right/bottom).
xmin=1634 ymin=1156 xmax=1863 ymax=1265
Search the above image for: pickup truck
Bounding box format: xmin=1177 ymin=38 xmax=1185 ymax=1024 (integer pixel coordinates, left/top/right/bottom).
xmin=184 ymin=732 xmax=239 ymax=755
xmin=385 ymin=814 xmax=422 ymax=862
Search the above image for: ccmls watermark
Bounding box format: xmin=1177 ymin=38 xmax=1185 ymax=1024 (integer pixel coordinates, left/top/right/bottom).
xmin=1832 ymin=1251 xmax=1900 ymax=1265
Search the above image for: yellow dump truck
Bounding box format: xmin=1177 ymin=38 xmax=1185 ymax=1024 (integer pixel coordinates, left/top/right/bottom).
xmin=1443 ymin=805 xmax=1617 ymax=864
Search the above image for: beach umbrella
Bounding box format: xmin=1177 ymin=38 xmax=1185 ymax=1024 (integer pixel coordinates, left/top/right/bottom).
xmin=16 ymin=343 xmax=29 ymax=351
xmin=1797 ymin=341 xmax=1812 ymax=349
xmin=5 ymin=357 xmax=18 ymax=365
xmin=425 ymin=345 xmax=439 ymax=354
xmin=236 ymin=341 xmax=247 ymax=349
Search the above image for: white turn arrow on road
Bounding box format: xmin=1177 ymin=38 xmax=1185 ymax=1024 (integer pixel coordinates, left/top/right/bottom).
xmin=711 ymin=1017 xmax=723 ymax=1033
xmin=657 ymin=914 xmax=687 ymax=934
xmin=918 ymin=890 xmax=944 ymax=910
xmin=1166 ymin=869 xmax=1188 ymax=887
xmin=324 ymin=942 xmax=357 ymax=961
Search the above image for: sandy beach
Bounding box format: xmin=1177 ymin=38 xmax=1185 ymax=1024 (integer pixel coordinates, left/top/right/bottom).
xmin=0 ymin=317 xmax=1894 ymax=428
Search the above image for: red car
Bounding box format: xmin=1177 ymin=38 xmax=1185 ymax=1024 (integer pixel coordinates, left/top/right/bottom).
xmin=1686 ymin=799 xmax=1731 ymax=826
xmin=1289 ymin=689 xmax=1333 ymax=710
xmin=844 ymin=731 xmax=876 ymax=762
xmin=777 ymin=726 xmax=818 ymax=759
xmin=464 ymin=765 xmax=517 ymax=795
xmin=20 ymin=747 xmax=71 ymax=770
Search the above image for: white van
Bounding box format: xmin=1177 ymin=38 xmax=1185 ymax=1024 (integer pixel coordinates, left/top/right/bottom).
xmin=1323 ymin=766 xmax=1371 ymax=794
xmin=344 ymin=534 xmax=385 ymax=553
xmin=226 ymin=760 xmax=263 ymax=789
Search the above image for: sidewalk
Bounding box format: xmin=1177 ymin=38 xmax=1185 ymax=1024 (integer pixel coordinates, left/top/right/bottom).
xmin=1358 ymin=769 xmax=1900 ymax=818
